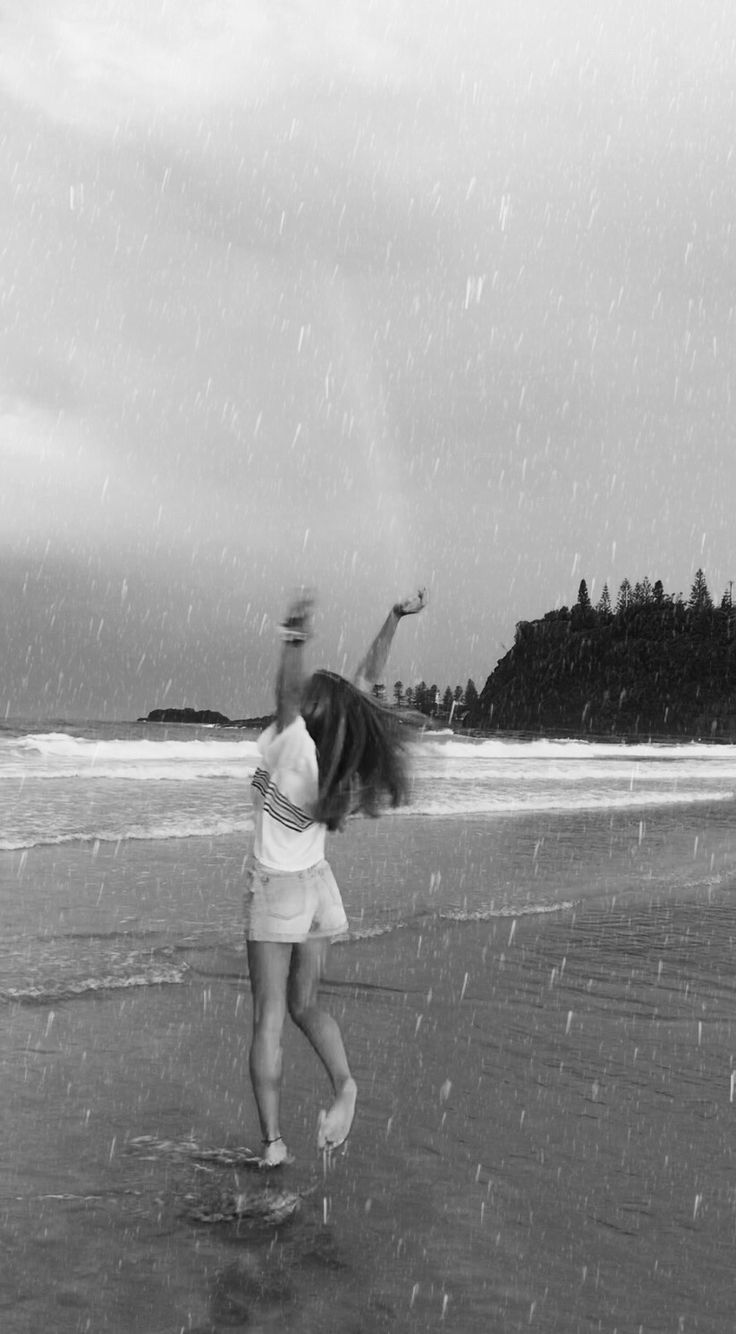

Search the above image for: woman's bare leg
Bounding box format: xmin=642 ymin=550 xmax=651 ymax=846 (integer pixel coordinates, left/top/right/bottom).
xmin=287 ymin=938 xmax=357 ymax=1150
xmin=247 ymin=939 xmax=294 ymax=1163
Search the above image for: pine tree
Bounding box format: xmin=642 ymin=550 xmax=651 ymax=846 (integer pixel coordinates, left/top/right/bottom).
xmin=631 ymin=577 xmax=653 ymax=607
xmin=597 ymin=584 xmax=612 ymax=616
xmin=464 ymin=679 xmax=479 ymax=718
xmin=441 ymin=686 xmax=454 ymax=716
xmin=615 ymin=578 xmax=632 ymax=614
xmin=414 ymin=681 xmax=429 ymax=714
xmin=393 ymin=680 xmax=403 ymax=707
xmin=576 ymin=579 xmax=591 ymax=611
xmin=688 ymin=568 xmax=713 ymax=612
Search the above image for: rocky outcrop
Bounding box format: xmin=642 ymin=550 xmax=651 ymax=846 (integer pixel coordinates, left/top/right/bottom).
xmin=138 ymin=708 xmax=231 ymax=725
xmin=138 ymin=707 xmax=276 ymax=729
xmin=478 ymin=601 xmax=736 ymax=739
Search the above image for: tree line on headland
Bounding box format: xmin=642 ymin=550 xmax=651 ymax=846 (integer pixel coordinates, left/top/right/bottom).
xmin=399 ymin=567 xmax=735 ymax=740
xmin=374 ymin=677 xmax=480 ymax=725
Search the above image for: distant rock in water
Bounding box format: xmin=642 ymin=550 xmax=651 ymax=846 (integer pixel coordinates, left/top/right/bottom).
xmin=139 ymin=708 xmax=231 ymax=725
xmin=138 ymin=707 xmax=275 ymax=729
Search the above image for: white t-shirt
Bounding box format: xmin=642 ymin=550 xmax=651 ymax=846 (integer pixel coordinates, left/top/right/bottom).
xmin=250 ymin=716 xmax=326 ymax=871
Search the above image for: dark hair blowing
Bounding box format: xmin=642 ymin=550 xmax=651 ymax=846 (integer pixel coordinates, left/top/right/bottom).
xmin=301 ymin=670 xmax=409 ymax=831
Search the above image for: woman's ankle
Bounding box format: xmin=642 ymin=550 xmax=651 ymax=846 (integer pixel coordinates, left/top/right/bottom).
xmin=259 ymin=1136 xmax=293 ymax=1168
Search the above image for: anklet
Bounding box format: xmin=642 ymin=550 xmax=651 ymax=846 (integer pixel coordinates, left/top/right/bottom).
xmin=262 ymin=1136 xmax=283 ymax=1146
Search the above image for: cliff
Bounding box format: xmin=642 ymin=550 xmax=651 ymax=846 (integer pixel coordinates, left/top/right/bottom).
xmin=477 ymin=602 xmax=736 ymax=739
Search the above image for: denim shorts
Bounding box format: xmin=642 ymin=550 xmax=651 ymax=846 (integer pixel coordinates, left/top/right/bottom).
xmin=243 ymin=857 xmax=349 ymax=943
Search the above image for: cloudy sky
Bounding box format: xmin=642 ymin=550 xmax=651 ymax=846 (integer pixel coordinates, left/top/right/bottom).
xmin=2 ymin=1 xmax=735 ymax=719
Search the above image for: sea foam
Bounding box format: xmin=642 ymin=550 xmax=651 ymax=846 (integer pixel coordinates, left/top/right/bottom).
xmin=1 ymin=732 xmax=260 ymax=781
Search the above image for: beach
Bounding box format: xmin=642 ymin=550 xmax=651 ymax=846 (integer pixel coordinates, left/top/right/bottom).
xmin=3 ymin=790 xmax=736 ymax=1333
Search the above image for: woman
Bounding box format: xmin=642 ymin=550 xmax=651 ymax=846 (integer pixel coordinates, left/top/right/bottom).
xmin=245 ymin=588 xmax=426 ymax=1166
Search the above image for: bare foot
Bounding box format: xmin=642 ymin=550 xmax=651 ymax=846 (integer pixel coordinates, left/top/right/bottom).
xmin=258 ymin=1137 xmax=294 ymax=1168
xmin=394 ymin=588 xmax=427 ymax=617
xmin=317 ymin=1077 xmax=357 ymax=1152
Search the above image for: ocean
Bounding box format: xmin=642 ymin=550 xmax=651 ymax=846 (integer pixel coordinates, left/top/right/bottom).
xmin=2 ymin=720 xmax=736 ymax=1001
xmin=2 ymin=720 xmax=736 ymax=1331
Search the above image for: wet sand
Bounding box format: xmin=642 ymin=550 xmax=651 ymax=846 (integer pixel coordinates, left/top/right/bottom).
xmin=3 ymin=813 xmax=736 ymax=1332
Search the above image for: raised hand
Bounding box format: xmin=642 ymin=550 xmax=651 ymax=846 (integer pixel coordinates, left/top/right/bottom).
xmin=280 ymin=589 xmax=315 ymax=639
xmin=394 ymin=588 xmax=428 ymax=617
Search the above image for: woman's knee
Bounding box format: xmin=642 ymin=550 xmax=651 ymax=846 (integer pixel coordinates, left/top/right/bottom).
xmin=252 ymin=995 xmax=287 ymax=1036
xmin=287 ymin=980 xmax=318 ymax=1026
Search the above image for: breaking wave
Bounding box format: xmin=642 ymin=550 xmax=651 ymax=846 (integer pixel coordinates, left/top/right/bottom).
xmin=0 ymin=813 xmax=255 ymax=853
xmin=1 ymin=732 xmax=260 ymax=782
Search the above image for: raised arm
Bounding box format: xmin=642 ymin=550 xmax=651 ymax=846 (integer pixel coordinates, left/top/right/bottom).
xmin=353 ymin=588 xmax=427 ymax=693
xmin=275 ymin=593 xmax=313 ymax=731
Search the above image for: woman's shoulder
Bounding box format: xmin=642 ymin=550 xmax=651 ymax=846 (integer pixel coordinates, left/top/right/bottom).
xmin=260 ymin=715 xmax=316 ymax=770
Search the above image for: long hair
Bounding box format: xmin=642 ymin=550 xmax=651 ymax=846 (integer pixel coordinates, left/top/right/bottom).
xmin=301 ymin=670 xmax=409 ymax=831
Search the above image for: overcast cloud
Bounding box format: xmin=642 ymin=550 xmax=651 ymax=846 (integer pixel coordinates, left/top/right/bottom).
xmin=2 ymin=1 xmax=735 ymax=718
